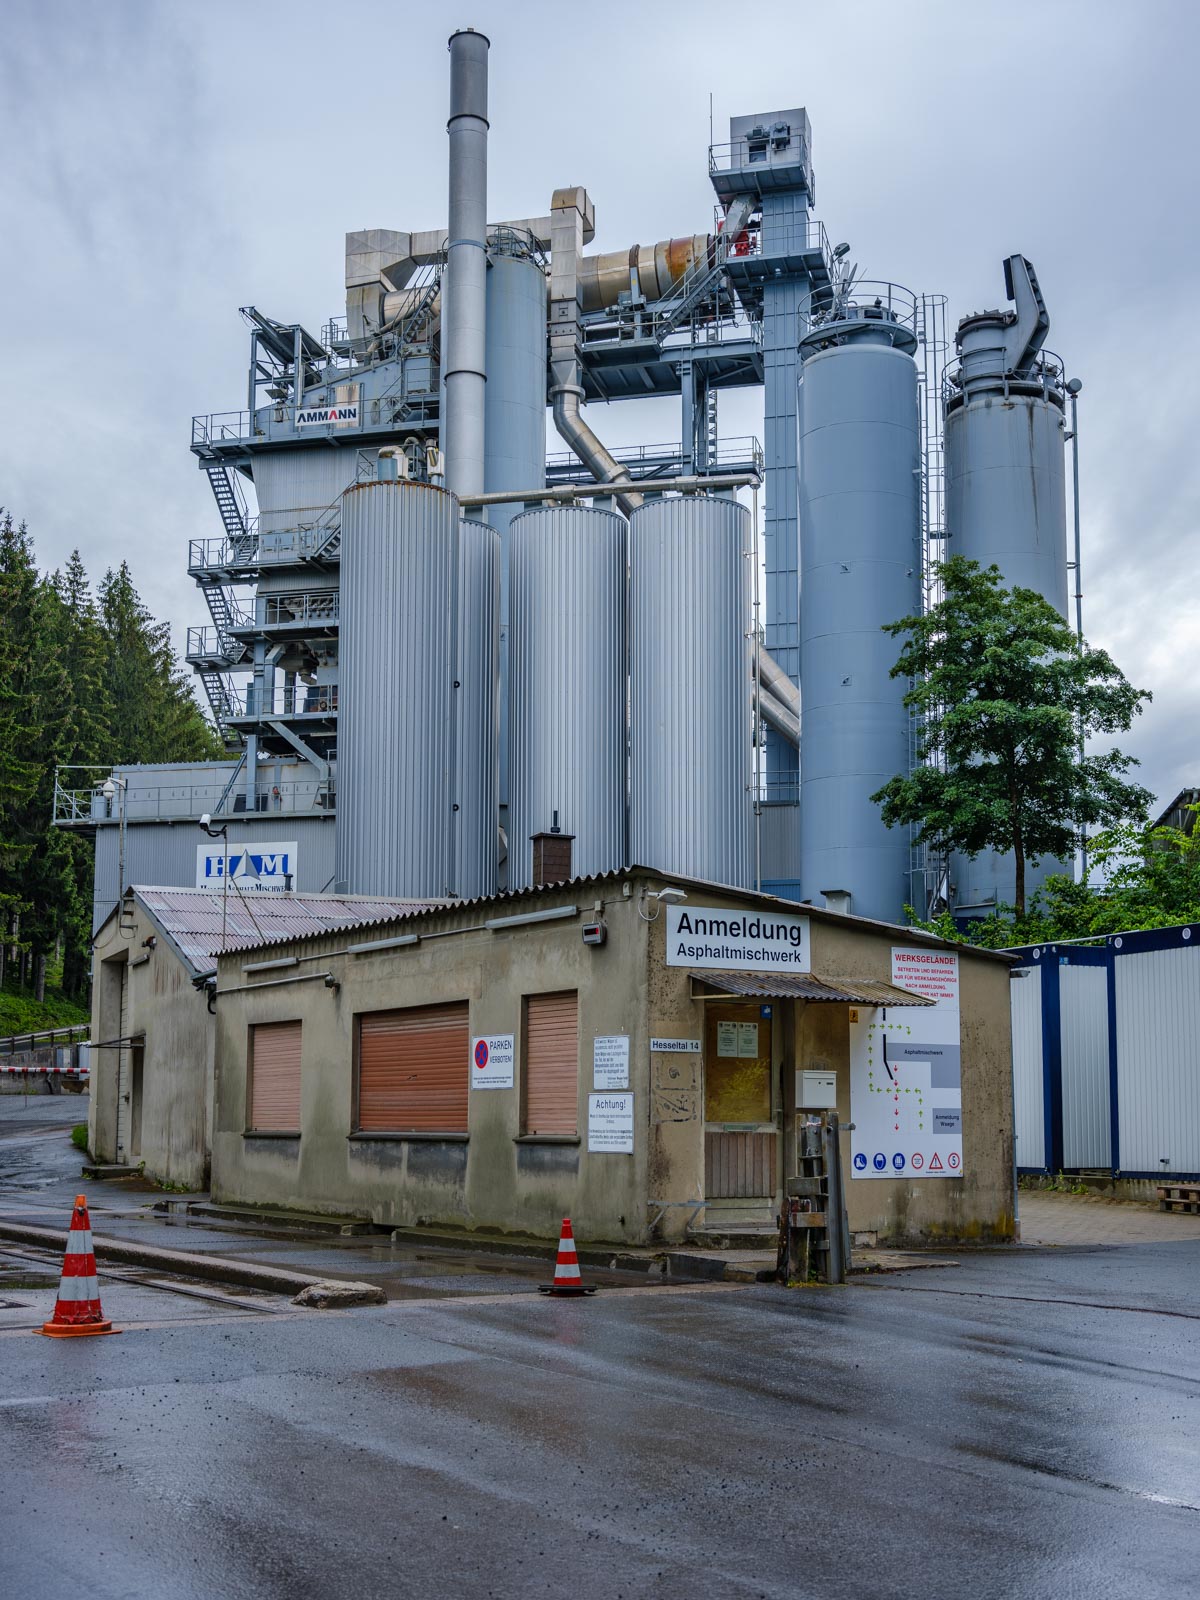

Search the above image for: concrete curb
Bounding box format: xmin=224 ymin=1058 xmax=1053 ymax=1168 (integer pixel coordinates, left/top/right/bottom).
xmin=0 ymin=1220 xmax=384 ymax=1302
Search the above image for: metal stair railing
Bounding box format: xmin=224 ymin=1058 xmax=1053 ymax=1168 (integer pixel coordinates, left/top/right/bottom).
xmin=653 ymin=238 xmax=732 ymax=342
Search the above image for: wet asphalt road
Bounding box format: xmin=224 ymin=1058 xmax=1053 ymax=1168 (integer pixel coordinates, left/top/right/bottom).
xmin=2 ymin=1098 xmax=1199 ymax=1597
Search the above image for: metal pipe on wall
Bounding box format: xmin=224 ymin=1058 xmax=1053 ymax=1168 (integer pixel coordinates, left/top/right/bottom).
xmin=443 ymin=28 xmax=489 ymax=497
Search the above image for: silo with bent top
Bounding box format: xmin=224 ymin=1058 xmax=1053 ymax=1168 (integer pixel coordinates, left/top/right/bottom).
xmin=629 ymin=494 xmax=753 ymax=888
xmin=506 ymin=505 xmax=627 ymax=889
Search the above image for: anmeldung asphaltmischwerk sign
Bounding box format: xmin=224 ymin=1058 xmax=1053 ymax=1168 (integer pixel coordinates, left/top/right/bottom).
xmin=665 ymin=904 xmax=810 ymax=972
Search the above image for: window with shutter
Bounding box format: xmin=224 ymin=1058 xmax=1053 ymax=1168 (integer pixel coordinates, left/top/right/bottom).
xmin=249 ymin=1021 xmax=302 ymax=1132
xmin=522 ymin=991 xmax=579 ymax=1136
xmin=357 ymin=1002 xmax=470 ymax=1133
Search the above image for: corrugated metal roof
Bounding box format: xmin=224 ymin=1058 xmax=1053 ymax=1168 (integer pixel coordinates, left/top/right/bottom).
xmin=208 ymin=864 xmax=1012 ymax=963
xmin=688 ymin=971 xmax=936 ymax=1005
xmin=129 ymin=887 xmax=438 ymax=978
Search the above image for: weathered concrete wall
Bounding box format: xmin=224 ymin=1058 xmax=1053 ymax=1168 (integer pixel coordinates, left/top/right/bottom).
xmin=89 ymin=907 xmax=212 ymax=1189
xmin=210 ymin=873 xmax=1015 ymax=1246
xmin=212 ymin=884 xmax=655 ymax=1244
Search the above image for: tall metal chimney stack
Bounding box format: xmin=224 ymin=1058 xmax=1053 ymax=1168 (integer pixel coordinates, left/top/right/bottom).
xmin=444 ymin=27 xmax=490 ymax=496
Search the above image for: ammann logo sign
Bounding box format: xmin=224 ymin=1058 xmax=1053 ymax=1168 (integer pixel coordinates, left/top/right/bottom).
xmin=665 ymin=904 xmax=810 ymax=972
xmin=295 ymin=403 xmax=360 ymax=428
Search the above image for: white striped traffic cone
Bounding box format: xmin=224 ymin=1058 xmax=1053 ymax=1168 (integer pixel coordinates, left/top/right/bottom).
xmin=539 ymin=1217 xmax=597 ymax=1297
xmin=40 ymin=1194 xmax=115 ymax=1338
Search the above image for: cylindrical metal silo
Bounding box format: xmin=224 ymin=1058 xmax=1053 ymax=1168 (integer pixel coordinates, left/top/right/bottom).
xmin=455 ymin=516 xmax=500 ymax=900
xmin=944 ymin=304 xmax=1071 ymax=915
xmin=507 ymin=505 xmax=626 ymax=890
xmin=797 ymin=304 xmax=922 ymax=924
xmin=484 ymin=246 xmax=547 ymax=809
xmin=629 ymin=495 xmax=753 ymax=888
xmin=945 ymin=314 xmax=1068 ymax=614
xmin=335 ymin=479 xmax=459 ymax=899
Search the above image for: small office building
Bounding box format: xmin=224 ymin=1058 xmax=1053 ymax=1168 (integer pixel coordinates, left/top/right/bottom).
xmin=89 ymin=886 xmax=429 ymax=1187
xmin=211 ymin=869 xmax=1017 ymax=1246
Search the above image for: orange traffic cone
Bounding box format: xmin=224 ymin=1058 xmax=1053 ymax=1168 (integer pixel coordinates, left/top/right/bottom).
xmin=539 ymin=1217 xmax=597 ymax=1297
xmin=39 ymin=1194 xmax=115 ymax=1337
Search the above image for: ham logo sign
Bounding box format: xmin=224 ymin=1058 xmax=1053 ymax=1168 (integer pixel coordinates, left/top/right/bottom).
xmin=295 ymin=403 xmax=360 ymax=428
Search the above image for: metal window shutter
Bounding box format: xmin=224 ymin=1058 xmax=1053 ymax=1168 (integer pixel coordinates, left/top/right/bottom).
xmin=359 ymin=1003 xmax=469 ymax=1133
xmin=523 ymin=991 xmax=579 ymax=1136
xmin=250 ymin=1021 xmax=302 ymax=1131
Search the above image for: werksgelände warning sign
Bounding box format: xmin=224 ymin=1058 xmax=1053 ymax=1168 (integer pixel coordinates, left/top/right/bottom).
xmin=849 ymin=947 xmax=964 ymax=1180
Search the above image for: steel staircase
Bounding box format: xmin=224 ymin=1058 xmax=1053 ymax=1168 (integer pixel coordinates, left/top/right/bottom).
xmin=654 ymin=239 xmax=731 ymax=342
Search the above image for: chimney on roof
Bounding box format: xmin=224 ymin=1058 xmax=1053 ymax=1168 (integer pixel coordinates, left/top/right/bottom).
xmin=531 ymin=811 xmax=574 ymax=886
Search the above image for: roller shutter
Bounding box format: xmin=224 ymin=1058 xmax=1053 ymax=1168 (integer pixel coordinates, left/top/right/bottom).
xmin=250 ymin=1021 xmax=302 ymax=1131
xmin=523 ymin=991 xmax=579 ymax=1136
xmin=358 ymin=1003 xmax=469 ymax=1133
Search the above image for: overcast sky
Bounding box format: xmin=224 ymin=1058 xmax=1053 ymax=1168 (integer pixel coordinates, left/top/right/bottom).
xmin=2 ymin=0 xmax=1197 ymax=812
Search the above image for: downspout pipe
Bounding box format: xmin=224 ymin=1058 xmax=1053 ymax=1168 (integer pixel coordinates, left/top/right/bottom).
xmin=551 ymin=386 xmax=643 ymax=519
xmin=443 ymin=28 xmax=489 ymax=497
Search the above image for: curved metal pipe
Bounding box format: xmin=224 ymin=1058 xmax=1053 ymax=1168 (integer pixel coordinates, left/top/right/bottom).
xmin=550 ymin=386 xmax=643 ymax=518
xmin=756 ymin=647 xmax=800 ymax=715
xmin=756 ymin=684 xmax=799 ymax=748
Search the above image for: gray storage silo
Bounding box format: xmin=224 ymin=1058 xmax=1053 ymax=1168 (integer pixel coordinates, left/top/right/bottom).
xmin=455 ymin=516 xmax=501 ymax=899
xmin=507 ymin=505 xmax=627 ymax=889
xmin=335 ymin=478 xmax=459 ymax=899
xmin=629 ymin=495 xmax=753 ymax=888
xmin=483 ymin=244 xmax=547 ymax=809
xmin=944 ymin=255 xmax=1070 ymax=915
xmin=797 ymin=296 xmax=922 ymax=923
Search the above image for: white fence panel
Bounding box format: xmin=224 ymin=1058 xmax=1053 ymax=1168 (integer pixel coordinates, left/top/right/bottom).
xmin=1010 ymin=964 xmax=1045 ymax=1170
xmin=1115 ymin=945 xmax=1200 ymax=1174
xmin=1060 ymin=964 xmax=1111 ymax=1169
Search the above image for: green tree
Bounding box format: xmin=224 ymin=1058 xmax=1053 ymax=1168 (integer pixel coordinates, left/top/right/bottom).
xmin=97 ymin=562 xmax=224 ymax=764
xmin=872 ymin=558 xmax=1152 ymax=916
xmin=0 ymin=513 xmax=42 ymax=972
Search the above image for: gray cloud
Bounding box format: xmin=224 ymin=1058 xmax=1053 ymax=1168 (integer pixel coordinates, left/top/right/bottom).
xmin=2 ymin=0 xmax=1195 ymax=809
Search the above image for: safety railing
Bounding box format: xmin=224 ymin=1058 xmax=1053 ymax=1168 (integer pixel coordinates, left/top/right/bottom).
xmin=188 ymin=532 xmax=261 ymax=573
xmin=53 ymin=764 xmax=334 ymax=826
xmin=263 ymin=592 xmax=340 ymax=627
xmin=709 ymin=129 xmax=812 ymax=180
xmin=545 ymin=435 xmax=764 ymax=481
xmin=229 ymin=683 xmax=339 ymax=719
xmin=942 ymin=348 xmax=1068 ymax=405
xmin=186 ymin=624 xmax=251 ymax=661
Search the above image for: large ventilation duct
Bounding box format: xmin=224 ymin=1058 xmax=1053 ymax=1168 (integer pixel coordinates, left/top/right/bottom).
xmin=630 ymin=496 xmax=753 ymax=888
xmin=443 ymin=28 xmax=489 ymax=496
xmin=797 ymin=299 xmax=922 ymax=925
xmin=579 ymin=235 xmax=714 ymax=314
xmin=551 ymin=389 xmax=643 ymax=519
xmin=507 ymin=506 xmax=627 ymax=890
xmin=944 ymin=255 xmax=1070 ymax=916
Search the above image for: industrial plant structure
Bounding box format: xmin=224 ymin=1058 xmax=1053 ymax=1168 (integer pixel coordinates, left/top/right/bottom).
xmin=57 ymin=26 xmax=1079 ymax=929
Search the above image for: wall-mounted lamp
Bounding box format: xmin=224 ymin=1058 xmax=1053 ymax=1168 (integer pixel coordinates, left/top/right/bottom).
xmin=638 ymin=885 xmax=688 ymax=922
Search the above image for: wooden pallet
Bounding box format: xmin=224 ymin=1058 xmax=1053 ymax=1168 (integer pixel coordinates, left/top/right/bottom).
xmin=1157 ymin=1185 xmax=1200 ymax=1214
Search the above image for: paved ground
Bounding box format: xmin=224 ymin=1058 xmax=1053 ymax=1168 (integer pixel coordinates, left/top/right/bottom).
xmin=3 ymin=1093 xmax=1199 ymax=1598
xmin=1019 ymin=1188 xmax=1200 ymax=1245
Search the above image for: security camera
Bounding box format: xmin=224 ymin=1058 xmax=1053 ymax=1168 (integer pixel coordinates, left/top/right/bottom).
xmin=199 ymin=813 xmax=211 ymax=831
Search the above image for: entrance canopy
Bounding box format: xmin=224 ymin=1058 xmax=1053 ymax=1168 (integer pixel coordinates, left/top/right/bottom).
xmin=688 ymin=971 xmax=934 ymax=1006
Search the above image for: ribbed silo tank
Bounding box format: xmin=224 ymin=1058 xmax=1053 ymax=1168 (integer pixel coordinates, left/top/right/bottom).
xmin=335 ymin=478 xmax=459 ymax=899
xmin=629 ymin=495 xmax=753 ymax=888
xmin=797 ymin=295 xmax=922 ymax=924
xmin=506 ymin=505 xmax=627 ymax=890
xmin=943 ymin=257 xmax=1071 ymax=914
xmin=455 ymin=516 xmax=500 ymax=900
xmin=483 ymin=243 xmax=547 ymax=807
